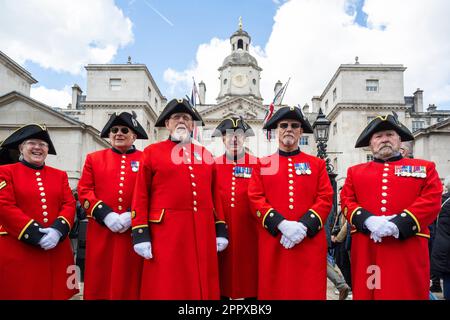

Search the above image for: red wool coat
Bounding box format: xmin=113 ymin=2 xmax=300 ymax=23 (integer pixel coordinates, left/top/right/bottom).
xmin=78 ymin=148 xmax=143 ymax=300
xmin=248 ymin=150 xmax=333 ymax=300
xmin=215 ymin=153 xmax=259 ymax=299
xmin=341 ymin=156 xmax=442 ymax=300
xmin=131 ymin=140 xmax=226 ymax=300
xmin=0 ymin=162 xmax=77 ymax=300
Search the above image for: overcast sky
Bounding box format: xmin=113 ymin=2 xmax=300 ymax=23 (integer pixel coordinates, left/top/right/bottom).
xmin=1 ymin=0 xmax=449 ymax=110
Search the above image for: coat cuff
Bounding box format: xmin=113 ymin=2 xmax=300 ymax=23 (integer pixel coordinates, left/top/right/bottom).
xmin=262 ymin=209 xmax=285 ymax=236
xmin=132 ymin=225 xmax=151 ymax=244
xmin=349 ymin=207 xmax=374 ymax=233
xmin=299 ymin=209 xmax=323 ymax=237
xmin=91 ymin=201 xmax=113 ymax=225
xmin=390 ymin=210 xmax=420 ymax=239
xmin=215 ymin=221 xmax=229 ymax=239
xmin=18 ymin=220 xmax=45 ymax=246
xmin=50 ymin=217 xmax=71 ymax=241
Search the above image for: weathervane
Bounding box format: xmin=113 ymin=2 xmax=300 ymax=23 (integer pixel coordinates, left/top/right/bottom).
xmin=239 ymin=16 xmax=243 ymax=31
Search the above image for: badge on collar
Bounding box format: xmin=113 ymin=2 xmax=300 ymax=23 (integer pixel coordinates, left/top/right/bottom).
xmin=294 ymin=162 xmax=311 ymax=175
xmin=131 ymin=161 xmax=139 ymax=172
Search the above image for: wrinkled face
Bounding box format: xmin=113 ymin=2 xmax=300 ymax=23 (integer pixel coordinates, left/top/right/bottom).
xmin=369 ymin=130 xmax=401 ymax=159
xmin=222 ymin=130 xmax=246 ymax=156
xmin=19 ymin=139 xmax=49 ymax=166
xmin=277 ymin=120 xmax=303 ymax=149
xmin=165 ymin=112 xmax=193 ymax=142
xmin=108 ymin=125 xmax=137 ymax=150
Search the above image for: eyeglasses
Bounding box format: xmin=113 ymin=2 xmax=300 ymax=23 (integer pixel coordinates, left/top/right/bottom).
xmin=24 ymin=140 xmax=49 ymax=148
xmin=110 ymin=127 xmax=130 ymax=134
xmin=278 ymin=122 xmax=301 ymax=130
xmin=169 ymin=114 xmax=192 ymax=122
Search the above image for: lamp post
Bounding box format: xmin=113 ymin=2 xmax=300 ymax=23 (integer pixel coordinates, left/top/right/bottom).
xmin=312 ymin=108 xmax=338 ymax=220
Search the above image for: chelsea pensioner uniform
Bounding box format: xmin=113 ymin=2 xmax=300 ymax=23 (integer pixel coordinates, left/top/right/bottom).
xmin=78 ymin=147 xmax=143 ymax=300
xmin=215 ymin=152 xmax=258 ymax=299
xmin=0 ymin=161 xmax=77 ymax=299
xmin=341 ymin=155 xmax=442 ymax=299
xmin=131 ymin=139 xmax=227 ymax=300
xmin=248 ymin=149 xmax=334 ymax=299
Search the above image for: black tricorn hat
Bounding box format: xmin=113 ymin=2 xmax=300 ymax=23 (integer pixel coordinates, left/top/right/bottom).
xmin=100 ymin=112 xmax=148 ymax=139
xmin=263 ymin=106 xmax=313 ymax=133
xmin=212 ymin=117 xmax=255 ymax=137
xmin=155 ymin=98 xmax=204 ymax=127
xmin=355 ymin=113 xmax=414 ymax=148
xmin=0 ymin=124 xmax=56 ymax=155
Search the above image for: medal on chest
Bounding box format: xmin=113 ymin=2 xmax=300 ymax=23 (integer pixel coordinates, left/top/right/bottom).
xmin=131 ymin=161 xmax=139 ymax=172
xmin=294 ymin=162 xmax=311 ymax=175
xmin=395 ymin=165 xmax=426 ymax=178
xmin=233 ymin=166 xmax=252 ymax=178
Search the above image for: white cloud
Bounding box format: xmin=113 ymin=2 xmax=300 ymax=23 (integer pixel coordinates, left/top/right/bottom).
xmin=30 ymin=85 xmax=71 ymax=109
xmin=164 ymin=0 xmax=450 ymax=109
xmin=0 ymin=0 xmax=133 ymax=75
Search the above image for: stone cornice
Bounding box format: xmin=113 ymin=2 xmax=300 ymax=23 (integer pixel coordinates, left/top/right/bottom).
xmin=200 ymin=97 xmax=269 ymax=117
xmin=0 ymin=51 xmax=37 ymax=84
xmin=414 ymin=118 xmax=450 ymax=138
xmin=327 ymin=103 xmax=407 ymax=121
xmin=81 ymin=101 xmax=158 ymax=120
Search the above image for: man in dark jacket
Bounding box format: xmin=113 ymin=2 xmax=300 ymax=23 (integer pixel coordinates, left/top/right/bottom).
xmin=431 ymin=176 xmax=450 ymax=300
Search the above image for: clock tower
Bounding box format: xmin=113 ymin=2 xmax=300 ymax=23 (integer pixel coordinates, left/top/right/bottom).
xmin=217 ymin=18 xmax=262 ymax=104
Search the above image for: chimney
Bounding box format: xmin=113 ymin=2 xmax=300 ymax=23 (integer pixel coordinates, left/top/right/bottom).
xmin=311 ymin=96 xmax=321 ymax=113
xmin=71 ymin=84 xmax=82 ymax=110
xmin=413 ymin=88 xmax=423 ymax=112
xmin=198 ymin=81 xmax=206 ymax=105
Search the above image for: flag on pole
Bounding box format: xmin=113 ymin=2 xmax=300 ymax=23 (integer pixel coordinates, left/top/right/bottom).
xmin=189 ymin=78 xmax=201 ymax=142
xmin=263 ymin=79 xmax=289 ymax=140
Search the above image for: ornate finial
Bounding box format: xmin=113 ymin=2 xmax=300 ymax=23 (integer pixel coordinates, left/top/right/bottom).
xmin=127 ymin=56 xmax=132 ymax=64
xmin=239 ymin=16 xmax=243 ymax=31
xmin=355 ymin=56 xmax=359 ymax=64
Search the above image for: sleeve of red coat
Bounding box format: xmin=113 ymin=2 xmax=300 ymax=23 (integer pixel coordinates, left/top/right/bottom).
xmin=298 ymin=159 xmax=334 ymax=237
xmin=131 ymin=149 xmax=151 ymax=244
xmin=390 ymin=161 xmax=443 ymax=239
xmin=78 ymin=154 xmax=114 ymax=225
xmin=340 ymin=167 xmax=374 ymax=233
xmin=247 ymin=159 xmax=285 ymax=237
xmin=0 ymin=167 xmax=45 ymax=246
xmin=50 ymin=171 xmax=76 ymax=241
xmin=212 ymin=162 xmax=228 ymax=239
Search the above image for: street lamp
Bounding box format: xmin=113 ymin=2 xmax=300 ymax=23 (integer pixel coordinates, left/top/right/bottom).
xmin=312 ymin=108 xmax=338 ymax=222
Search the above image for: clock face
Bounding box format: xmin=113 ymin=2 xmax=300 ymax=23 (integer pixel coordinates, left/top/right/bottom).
xmin=232 ymin=73 xmax=248 ymax=88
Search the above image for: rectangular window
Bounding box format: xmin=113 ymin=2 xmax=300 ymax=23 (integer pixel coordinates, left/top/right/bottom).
xmin=366 ymin=154 xmax=374 ymax=162
xmin=412 ymin=121 xmax=424 ymax=132
xmin=333 ymin=123 xmax=337 ymax=135
xmin=203 ymin=129 xmax=213 ymax=141
xmin=299 ymin=136 xmax=309 ymax=146
xmin=333 ymin=88 xmax=337 ymax=101
xmin=366 ymin=79 xmax=379 ymax=92
xmin=110 ymin=78 xmax=121 ymax=91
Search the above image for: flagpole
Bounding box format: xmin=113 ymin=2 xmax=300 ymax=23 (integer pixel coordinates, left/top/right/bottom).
xmin=279 ymin=77 xmax=291 ymax=106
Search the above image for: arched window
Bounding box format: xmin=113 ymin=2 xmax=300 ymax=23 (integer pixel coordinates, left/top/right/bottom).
xmin=237 ymin=39 xmax=243 ymax=49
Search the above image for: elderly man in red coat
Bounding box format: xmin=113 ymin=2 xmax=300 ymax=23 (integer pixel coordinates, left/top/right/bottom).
xmin=248 ymin=106 xmax=334 ymax=299
xmin=78 ymin=112 xmax=148 ymax=299
xmin=213 ymin=117 xmax=259 ymax=299
xmin=0 ymin=124 xmax=77 ymax=299
xmin=340 ymin=113 xmax=442 ymax=300
xmin=131 ymin=98 xmax=228 ymax=300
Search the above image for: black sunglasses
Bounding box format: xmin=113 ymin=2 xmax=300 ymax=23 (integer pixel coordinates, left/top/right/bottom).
xmin=111 ymin=127 xmax=130 ymax=134
xmin=278 ymin=122 xmax=301 ymax=129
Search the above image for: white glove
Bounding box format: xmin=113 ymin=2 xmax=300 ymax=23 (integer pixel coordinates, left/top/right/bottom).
xmin=278 ymin=220 xmax=307 ymax=244
xmin=38 ymin=227 xmax=62 ymax=250
xmin=364 ymin=216 xmax=388 ymax=233
xmin=280 ymin=234 xmax=296 ymax=249
xmin=373 ymin=221 xmax=399 ymax=239
xmin=118 ymin=212 xmax=132 ymax=233
xmin=104 ymin=212 xmax=125 ymax=233
xmin=216 ymin=237 xmax=229 ymax=252
xmin=370 ymin=231 xmax=383 ymax=243
xmin=134 ymin=242 xmax=153 ymax=259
